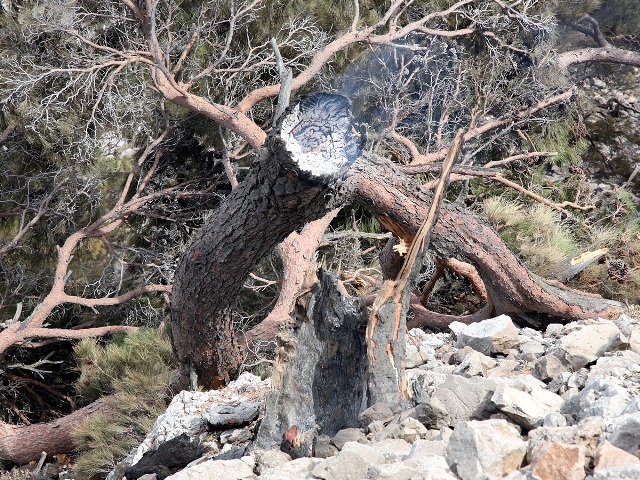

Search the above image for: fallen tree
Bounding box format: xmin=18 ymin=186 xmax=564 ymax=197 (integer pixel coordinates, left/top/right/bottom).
xmin=170 ymin=93 xmax=622 ymax=390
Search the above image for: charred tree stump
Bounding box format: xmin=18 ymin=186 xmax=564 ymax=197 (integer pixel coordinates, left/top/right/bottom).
xmin=171 ymin=94 xmax=364 ymax=387
xmin=255 ymin=270 xmax=367 ymax=450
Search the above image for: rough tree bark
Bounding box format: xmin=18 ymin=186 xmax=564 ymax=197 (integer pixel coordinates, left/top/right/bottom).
xmin=171 ymin=94 xmax=364 ymax=388
xmin=172 ymin=93 xmax=622 ymax=387
xmin=0 ymin=400 xmax=112 ymax=464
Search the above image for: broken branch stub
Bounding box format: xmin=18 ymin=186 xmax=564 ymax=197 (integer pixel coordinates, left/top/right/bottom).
xmin=171 ymin=93 xmax=363 ymax=387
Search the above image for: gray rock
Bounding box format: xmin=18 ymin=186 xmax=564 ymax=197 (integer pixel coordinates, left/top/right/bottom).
xmin=253 ymin=449 xmax=292 ymax=475
xmin=559 ymin=323 xmax=627 ymax=370
xmin=415 ymin=375 xmax=497 ymax=429
xmin=453 ymin=347 xmax=498 ymax=377
xmin=331 ymin=428 xmax=367 ymax=450
xmin=206 ymin=402 xmax=262 ymax=429
xmin=384 ymin=417 xmax=428 ymax=443
xmin=312 ymin=449 xmax=371 ymax=480
xmin=608 ymin=412 xmax=640 ymax=454
xmin=448 ymin=321 xmax=467 ymax=338
xmin=456 ymin=314 xmax=520 ymax=355
xmin=406 ymin=328 xmax=444 ymax=368
xmin=406 ymin=369 xmax=448 ymax=403
xmin=367 ymin=463 xmax=420 ymax=480
xmin=358 ymin=403 xmax=402 ymax=427
xmin=313 ymin=435 xmax=339 ymax=459
xmin=491 ymin=382 xmax=564 ymax=429
xmin=543 ymin=412 xmax=568 ymax=428
xmin=575 ymin=378 xmax=630 ymax=421
xmin=220 ymin=427 xmax=252 ymax=444
xmin=258 ymin=457 xmax=323 ymax=480
xmin=527 ymin=417 xmax=605 ymax=462
xmin=590 ymin=465 xmax=640 ymax=479
xmin=402 ymin=453 xmax=458 ymax=479
xmin=406 ymin=438 xmax=447 ymax=457
xmin=519 ymin=339 xmax=546 ymax=358
xmin=445 ymin=419 xmax=526 ymax=480
xmin=341 ymin=441 xmax=386 ymax=466
xmin=165 ymin=458 xmax=256 ymax=480
xmin=534 ymin=353 xmax=571 ymax=382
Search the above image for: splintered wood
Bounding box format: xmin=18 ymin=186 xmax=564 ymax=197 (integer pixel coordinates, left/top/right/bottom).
xmin=366 ymin=130 xmax=465 ymax=404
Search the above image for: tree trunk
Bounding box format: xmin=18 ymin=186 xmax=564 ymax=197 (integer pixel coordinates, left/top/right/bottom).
xmin=0 ymin=400 xmax=111 ymax=464
xmin=346 ymin=154 xmax=622 ymax=322
xmin=171 ymin=94 xmax=364 ymax=387
xmin=255 ymin=270 xmax=367 ymax=450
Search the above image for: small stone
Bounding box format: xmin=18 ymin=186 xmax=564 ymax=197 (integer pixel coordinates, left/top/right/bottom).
xmin=258 ymin=457 xmax=323 ymax=480
xmin=519 ymin=339 xmax=546 ymax=358
xmin=559 ymin=323 xmax=627 ymax=369
xmin=220 ymin=427 xmax=252 ymax=444
xmin=331 ymin=428 xmax=367 ymax=450
xmin=491 ymin=383 xmax=563 ymax=429
xmin=253 ymin=449 xmax=292 ymax=475
xmin=386 ymin=417 xmax=428 ymax=443
xmin=534 ymin=353 xmax=571 ymax=382
xmin=456 ymin=314 xmax=520 ymax=355
xmin=313 ymin=435 xmax=339 ymax=459
xmin=594 ymin=440 xmax=640 ymax=471
xmin=406 ymin=369 xmax=448 ymax=403
xmin=629 ymin=329 xmax=640 ymax=354
xmin=445 ymin=419 xmax=526 ymax=480
xmin=312 ymin=449 xmax=370 ymax=480
xmin=453 ymin=347 xmax=498 ymax=377
xmin=529 ymin=441 xmax=586 ymax=480
xmin=206 ymin=402 xmax=261 ymax=429
xmin=415 ymin=375 xmax=497 ymax=429
xmin=543 ymin=412 xmax=567 ymax=428
xmin=545 ymin=324 xmax=565 ymax=338
xmin=164 ymin=459 xmax=256 ymax=480
xmin=527 ymin=417 xmax=605 ymax=463
xmin=608 ymin=412 xmax=640 ymax=454
xmin=358 ymin=403 xmax=402 ymax=427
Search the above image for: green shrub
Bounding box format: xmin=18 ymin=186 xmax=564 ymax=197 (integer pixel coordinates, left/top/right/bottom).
xmin=71 ymin=329 xmax=178 ymax=480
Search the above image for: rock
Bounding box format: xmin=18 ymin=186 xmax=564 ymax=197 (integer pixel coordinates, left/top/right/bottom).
xmin=125 ymin=434 xmax=204 ymax=480
xmin=629 ymin=329 xmax=640 ymax=354
xmin=406 ymin=438 xmax=447 ymax=457
xmin=559 ymin=323 xmax=627 ymax=369
xmin=491 ymin=382 xmax=564 ymax=429
xmin=312 ymin=449 xmax=371 ymax=480
xmin=406 ymin=369 xmax=448 ymax=403
xmin=367 ymin=463 xmax=420 ymax=480
xmin=402 ymin=451 xmax=457 ymax=480
xmin=445 ymin=419 xmax=526 ymax=480
xmin=448 ymin=321 xmax=467 ymax=338
xmin=527 ymin=417 xmax=605 ymax=462
xmin=543 ymin=412 xmax=568 ymax=428
xmin=138 ymin=475 xmax=158 ymax=480
xmin=590 ymin=465 xmax=640 ymax=479
xmin=519 ymin=339 xmax=546 ymax=358
xmin=253 ymin=449 xmax=292 ymax=475
xmin=258 ymin=457 xmax=323 ymax=480
xmin=594 ymin=440 xmax=640 ymax=471
xmin=455 ymin=314 xmax=520 ymax=355
xmin=608 ymin=412 xmax=640 ymax=454
xmin=383 ymin=417 xmax=428 ymax=443
xmin=206 ymin=402 xmax=262 ymax=429
xmin=453 ymin=347 xmax=498 ymax=377
xmin=574 ymin=378 xmax=630 ymax=421
xmin=534 ymin=353 xmax=571 ymax=382
xmin=415 ymin=375 xmax=497 ymax=429
xmin=529 ymin=441 xmax=586 ymax=480
xmin=405 ymin=328 xmax=444 ymax=368
xmin=331 ymin=428 xmax=367 ymax=450
xmin=165 ymin=458 xmax=256 ymax=480
xmin=220 ymin=427 xmax=252 ymax=444
xmin=358 ymin=402 xmax=402 ymax=427
xmin=341 ymin=441 xmax=385 ymax=465
xmin=313 ymin=435 xmax=339 ymax=459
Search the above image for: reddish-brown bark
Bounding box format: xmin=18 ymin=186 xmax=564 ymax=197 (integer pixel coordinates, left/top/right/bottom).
xmin=0 ymin=400 xmax=111 ymax=464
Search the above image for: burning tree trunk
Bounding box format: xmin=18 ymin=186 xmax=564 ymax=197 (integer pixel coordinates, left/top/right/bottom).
xmin=170 ymin=94 xmax=364 ymax=388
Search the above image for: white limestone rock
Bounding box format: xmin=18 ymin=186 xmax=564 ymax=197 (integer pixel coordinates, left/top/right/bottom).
xmin=445 ymin=419 xmax=527 ymax=480
xmin=456 ymin=315 xmax=520 ymax=355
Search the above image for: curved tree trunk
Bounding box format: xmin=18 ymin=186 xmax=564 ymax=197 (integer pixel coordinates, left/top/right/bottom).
xmin=171 ymin=94 xmax=363 ymax=388
xmin=172 ymin=93 xmax=622 ymax=387
xmin=347 ymin=154 xmax=622 ymax=322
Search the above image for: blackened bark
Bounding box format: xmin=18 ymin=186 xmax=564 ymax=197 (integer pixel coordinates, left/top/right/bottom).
xmin=255 ymin=270 xmax=367 ymax=449
xmin=171 ymin=94 xmax=362 ymax=387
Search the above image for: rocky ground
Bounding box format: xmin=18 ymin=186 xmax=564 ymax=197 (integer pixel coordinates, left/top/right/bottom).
xmin=46 ymin=312 xmax=639 ymax=480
